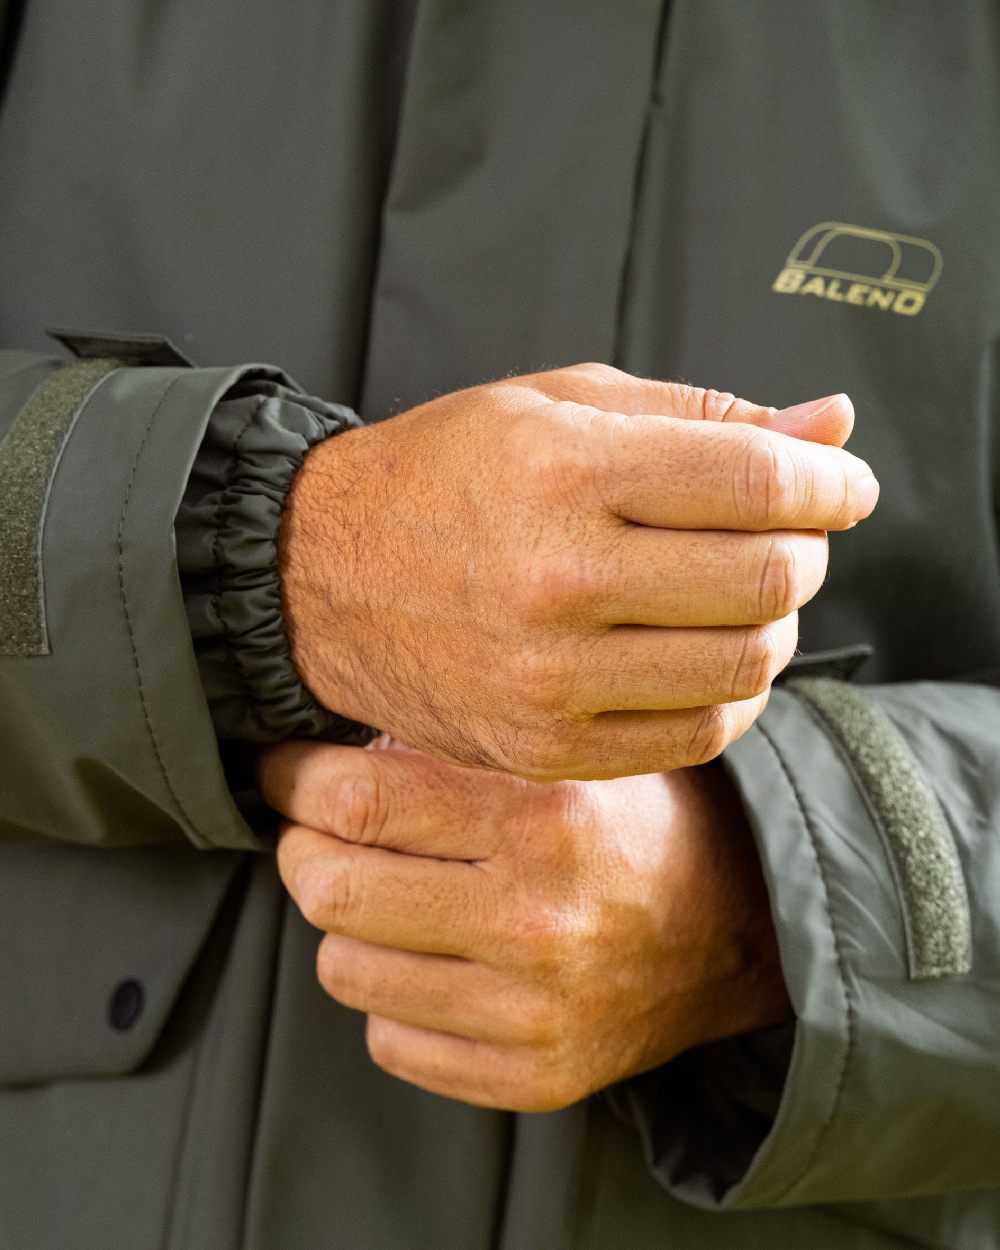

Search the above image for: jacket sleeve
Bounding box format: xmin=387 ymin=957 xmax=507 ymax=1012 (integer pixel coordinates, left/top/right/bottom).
xmin=611 ymin=670 xmax=1000 ymax=1207
xmin=0 ymin=342 xmax=357 ymax=851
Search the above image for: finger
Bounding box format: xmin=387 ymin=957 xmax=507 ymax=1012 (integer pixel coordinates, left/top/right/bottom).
xmin=317 ymin=934 xmax=537 ymax=1045
xmin=598 ymin=418 xmax=878 ymax=531
xmin=523 ymin=364 xmax=775 ymax=422
xmin=518 ymin=364 xmax=855 ymax=447
xmin=585 ymin=527 xmax=829 ymax=627
xmin=366 ymin=1016 xmax=569 ymax=1112
xmin=562 ymin=616 xmax=798 ymax=716
xmin=278 ymin=823 xmax=494 ymax=956
xmin=764 ymin=393 xmax=854 ymax=447
xmin=258 ymin=739 xmax=511 ymax=859
xmin=523 ymin=694 xmax=769 ymax=782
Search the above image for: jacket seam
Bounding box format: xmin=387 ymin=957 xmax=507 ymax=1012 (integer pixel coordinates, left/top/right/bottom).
xmin=116 ymin=372 xmax=208 ymax=847
xmin=753 ymin=719 xmax=856 ymax=1204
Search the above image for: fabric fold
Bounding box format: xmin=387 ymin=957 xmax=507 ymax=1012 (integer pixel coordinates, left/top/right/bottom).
xmin=176 ymin=379 xmax=373 ymax=745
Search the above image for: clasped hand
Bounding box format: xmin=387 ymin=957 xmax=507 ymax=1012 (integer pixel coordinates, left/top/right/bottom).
xmin=268 ymin=366 xmax=875 ymax=1108
xmin=259 ymin=739 xmax=791 ymax=1111
xmin=280 ymin=364 xmax=876 ymax=780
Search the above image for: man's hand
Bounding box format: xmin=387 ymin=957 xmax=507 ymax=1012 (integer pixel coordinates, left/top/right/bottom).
xmin=280 ymin=363 xmax=877 ymax=779
xmin=259 ymin=738 xmax=791 ymax=1113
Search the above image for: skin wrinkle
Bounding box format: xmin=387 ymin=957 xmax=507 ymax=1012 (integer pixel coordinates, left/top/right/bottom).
xmin=263 ymin=365 xmax=876 ymax=1110
xmin=263 ymin=737 xmax=791 ymax=1112
xmin=279 ymin=365 xmax=872 ymax=779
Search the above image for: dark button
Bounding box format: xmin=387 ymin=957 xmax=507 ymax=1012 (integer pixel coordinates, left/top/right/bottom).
xmin=108 ymin=979 xmax=145 ymax=1031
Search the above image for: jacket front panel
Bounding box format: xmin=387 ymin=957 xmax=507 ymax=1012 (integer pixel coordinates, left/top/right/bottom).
xmin=1 ymin=2 xmax=999 ymax=1249
xmin=620 ymin=0 xmax=1000 ymax=685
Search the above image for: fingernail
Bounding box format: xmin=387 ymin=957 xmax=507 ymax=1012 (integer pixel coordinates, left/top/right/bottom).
xmin=855 ymin=473 xmax=880 ymax=517
xmin=778 ymin=393 xmax=847 ymax=421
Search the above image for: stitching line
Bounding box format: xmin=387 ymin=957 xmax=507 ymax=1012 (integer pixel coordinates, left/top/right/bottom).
xmin=753 ymin=720 xmax=856 ymax=1203
xmin=116 ymin=373 xmax=208 ymax=848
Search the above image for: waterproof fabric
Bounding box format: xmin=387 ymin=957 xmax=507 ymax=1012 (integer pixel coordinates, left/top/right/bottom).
xmin=1 ymin=3 xmax=1000 ymax=1248
xmin=176 ymin=376 xmax=365 ymax=743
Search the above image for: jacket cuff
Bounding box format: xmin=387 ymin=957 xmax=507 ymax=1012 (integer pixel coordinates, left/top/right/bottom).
xmin=0 ymin=347 xmax=307 ymax=852
xmin=631 ymin=679 xmax=977 ymax=1210
xmin=176 ymin=378 xmax=373 ymax=745
xmin=634 ymin=685 xmax=858 ymax=1208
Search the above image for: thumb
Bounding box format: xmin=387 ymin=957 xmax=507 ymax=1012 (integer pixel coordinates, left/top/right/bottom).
xmin=760 ymin=392 xmax=855 ymax=448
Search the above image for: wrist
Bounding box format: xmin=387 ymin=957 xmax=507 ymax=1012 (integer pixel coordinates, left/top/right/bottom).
xmin=278 ymin=426 xmax=378 ymax=725
xmin=671 ymin=762 xmax=792 ymax=1052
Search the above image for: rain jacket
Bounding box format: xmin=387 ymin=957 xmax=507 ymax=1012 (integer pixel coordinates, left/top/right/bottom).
xmin=1 ymin=2 xmax=999 ymax=1247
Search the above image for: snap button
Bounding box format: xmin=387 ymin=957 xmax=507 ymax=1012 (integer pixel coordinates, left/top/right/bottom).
xmin=108 ymin=979 xmax=145 ymax=1031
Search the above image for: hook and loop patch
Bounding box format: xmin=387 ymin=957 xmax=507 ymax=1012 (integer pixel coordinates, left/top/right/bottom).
xmin=0 ymin=357 xmax=120 ymax=656
xmin=789 ymin=677 xmax=971 ymax=980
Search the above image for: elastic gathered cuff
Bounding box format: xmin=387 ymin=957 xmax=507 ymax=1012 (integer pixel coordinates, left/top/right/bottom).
xmin=176 ymin=377 xmax=373 ymax=745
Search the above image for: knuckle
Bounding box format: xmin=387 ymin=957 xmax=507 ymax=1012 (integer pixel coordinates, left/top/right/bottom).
xmin=508 ymin=408 xmax=596 ymax=502
xmin=515 ymin=994 xmax=561 ymax=1047
xmin=681 ymin=703 xmax=733 ymax=767
xmin=513 ymin=553 xmax=600 ymax=620
xmin=756 ymin=534 xmax=802 ymax=620
xmin=510 ymin=907 xmax=570 ymax=969
xmin=739 ymin=433 xmax=800 ymax=528
xmin=332 ymin=769 xmax=389 ymax=847
xmin=509 ymin=898 xmax=594 ymax=977
xmin=365 ymin=1020 xmax=398 ymax=1073
xmin=299 ymin=859 xmax=356 ymax=932
xmin=562 ymin=360 xmax=624 ymax=387
xmin=514 ymin=641 xmax=568 ymax=713
xmin=512 ymin=721 xmax=583 ymax=782
xmin=730 ymin=625 xmax=781 ymax=700
xmin=541 ymin=779 xmax=596 ymax=840
xmin=294 ymin=871 xmax=327 ymax=929
xmin=315 ymin=937 xmax=336 ymax=989
xmin=552 ymin=363 xmax=643 ymax=429
xmin=506 ymin=407 xmax=554 ymax=466
xmin=315 ymin=936 xmax=351 ymax=999
xmin=275 ymin=831 xmax=300 ymax=895
xmin=502 ymin=411 xmax=564 ymax=488
xmin=698 ymin=387 xmax=739 ymax=422
xmin=508 ymin=1061 xmax=582 ymax=1113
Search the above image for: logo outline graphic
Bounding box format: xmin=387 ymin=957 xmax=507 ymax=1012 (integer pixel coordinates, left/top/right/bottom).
xmin=772 ymin=221 xmax=942 ymax=316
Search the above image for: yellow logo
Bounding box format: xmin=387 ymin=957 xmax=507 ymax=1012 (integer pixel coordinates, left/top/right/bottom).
xmin=772 ymin=221 xmax=942 ymax=316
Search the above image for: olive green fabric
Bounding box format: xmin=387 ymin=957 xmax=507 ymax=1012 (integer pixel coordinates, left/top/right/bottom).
xmin=0 ymin=842 xmax=240 ymax=1085
xmin=0 ymin=856 xmax=283 ymax=1250
xmin=176 ymin=378 xmax=367 ymax=744
xmin=0 ymin=353 xmax=292 ymax=852
xmin=2 ymin=2 xmax=1000 ymax=1249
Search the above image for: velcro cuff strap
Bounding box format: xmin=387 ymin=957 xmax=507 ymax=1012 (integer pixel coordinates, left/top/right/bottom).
xmin=0 ymin=357 xmax=120 ymax=657
xmin=788 ymin=676 xmax=971 ymax=980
